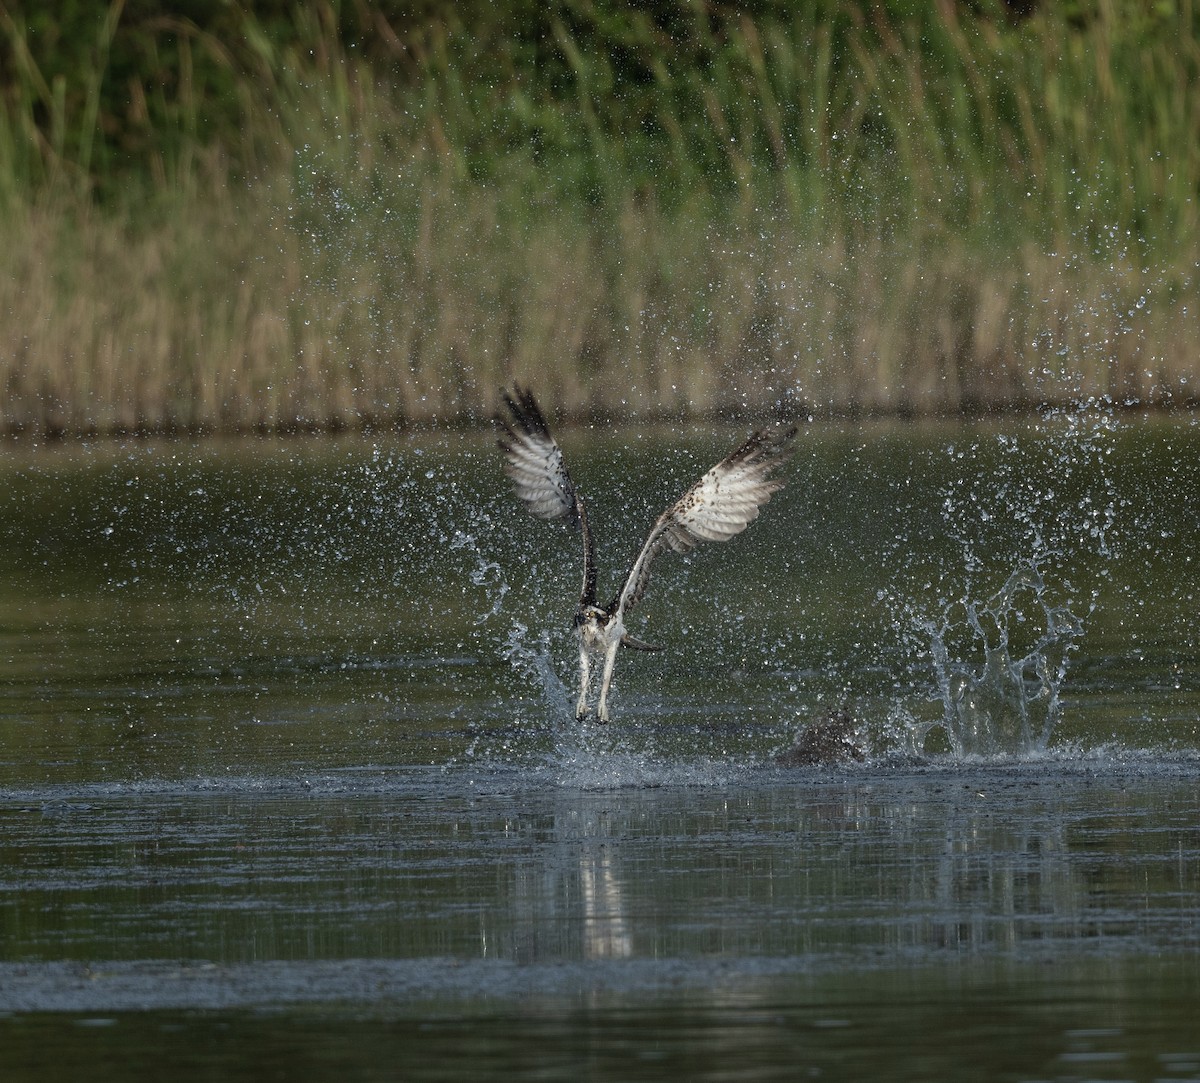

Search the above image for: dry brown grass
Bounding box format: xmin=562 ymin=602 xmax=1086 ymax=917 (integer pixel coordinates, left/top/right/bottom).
xmin=3 ymin=178 xmax=1194 ymax=436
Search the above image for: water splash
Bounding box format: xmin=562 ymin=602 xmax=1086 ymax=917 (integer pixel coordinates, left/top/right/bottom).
xmin=449 ymin=529 xmax=510 ymax=623
xmin=447 ymin=521 xmax=578 ymax=722
xmin=885 ymin=400 xmax=1120 ymax=758
xmin=500 ymin=620 xmax=572 ymax=717
xmin=921 ymin=559 xmax=1085 ymax=756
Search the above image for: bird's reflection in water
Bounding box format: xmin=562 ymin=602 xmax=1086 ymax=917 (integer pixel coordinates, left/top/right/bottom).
xmin=580 ymin=843 xmax=632 ymax=959
xmin=501 ymin=801 xmax=633 ymax=963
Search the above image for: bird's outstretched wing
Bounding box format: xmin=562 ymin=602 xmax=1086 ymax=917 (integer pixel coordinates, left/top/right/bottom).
xmin=497 ymin=385 xmax=597 ymax=608
xmin=612 ymin=425 xmax=797 ymax=619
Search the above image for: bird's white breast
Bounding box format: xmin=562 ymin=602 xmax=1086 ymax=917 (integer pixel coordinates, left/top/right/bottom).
xmin=578 ymin=612 xmax=623 ymax=654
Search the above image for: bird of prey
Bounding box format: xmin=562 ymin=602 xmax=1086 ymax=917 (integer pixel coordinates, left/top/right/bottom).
xmin=497 ymin=385 xmax=796 ymax=722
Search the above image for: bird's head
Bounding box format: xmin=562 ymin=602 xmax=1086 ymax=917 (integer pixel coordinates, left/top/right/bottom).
xmin=574 ymin=604 xmax=607 ymax=629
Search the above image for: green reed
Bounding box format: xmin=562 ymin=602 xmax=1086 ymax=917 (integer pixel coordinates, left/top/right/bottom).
xmin=0 ymin=2 xmax=1196 ymax=434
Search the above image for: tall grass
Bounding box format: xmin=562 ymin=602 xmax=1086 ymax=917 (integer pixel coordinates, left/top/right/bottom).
xmin=1 ymin=2 xmax=1197 ymax=434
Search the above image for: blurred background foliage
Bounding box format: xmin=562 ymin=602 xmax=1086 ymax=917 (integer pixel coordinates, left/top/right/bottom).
xmin=3 ymin=0 xmax=1194 ymax=206
xmin=0 ymin=1 xmax=1197 ymax=431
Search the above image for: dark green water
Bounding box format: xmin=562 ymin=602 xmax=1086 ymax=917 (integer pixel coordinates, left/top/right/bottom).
xmin=1 ymin=413 xmax=1198 ymax=1080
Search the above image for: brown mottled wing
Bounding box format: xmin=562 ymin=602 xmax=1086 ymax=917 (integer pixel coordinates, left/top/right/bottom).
xmin=497 ymin=384 xmax=597 ymax=608
xmin=612 ymin=426 xmax=797 ymax=618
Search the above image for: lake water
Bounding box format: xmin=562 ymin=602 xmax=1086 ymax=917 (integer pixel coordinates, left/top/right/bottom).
xmin=1 ymin=410 xmax=1198 ymax=1080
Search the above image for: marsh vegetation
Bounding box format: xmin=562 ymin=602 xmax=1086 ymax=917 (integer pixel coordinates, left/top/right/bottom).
xmin=2 ymin=1 xmax=1197 ymax=434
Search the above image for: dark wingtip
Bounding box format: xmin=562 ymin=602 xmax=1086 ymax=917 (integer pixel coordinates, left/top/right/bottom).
xmin=497 ymin=383 xmax=551 ymax=440
xmin=729 ymin=423 xmax=799 ymax=471
xmin=773 ymin=424 xmax=800 ymax=462
xmin=494 ymin=393 xmax=518 ymax=452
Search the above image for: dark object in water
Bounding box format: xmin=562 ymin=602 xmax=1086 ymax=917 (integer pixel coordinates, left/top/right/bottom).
xmin=775 ymin=710 xmax=866 ymax=766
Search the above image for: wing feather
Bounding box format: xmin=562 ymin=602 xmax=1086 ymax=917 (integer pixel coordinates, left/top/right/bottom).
xmin=497 ymin=386 xmax=576 ymax=521
xmin=497 ymin=385 xmax=597 ymax=608
xmin=614 ymin=426 xmax=797 ymax=616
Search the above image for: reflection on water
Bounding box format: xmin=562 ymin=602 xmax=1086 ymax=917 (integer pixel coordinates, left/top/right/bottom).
xmin=0 ymin=765 xmax=1198 ymax=1080
xmin=2 ymin=766 xmax=1197 ymax=970
xmin=2 ymin=965 xmax=1199 ymax=1083
xmin=505 ymin=803 xmax=633 ymax=962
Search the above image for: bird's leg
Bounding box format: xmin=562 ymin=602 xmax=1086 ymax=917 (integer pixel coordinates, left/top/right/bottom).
xmin=595 ymin=639 xmax=621 ymax=723
xmin=575 ymin=642 xmax=592 ymax=721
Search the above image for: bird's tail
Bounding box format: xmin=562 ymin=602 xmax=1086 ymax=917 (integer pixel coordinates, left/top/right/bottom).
xmin=621 ymin=634 xmax=662 ymax=652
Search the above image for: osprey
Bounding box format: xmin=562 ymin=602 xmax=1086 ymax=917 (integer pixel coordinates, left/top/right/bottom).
xmin=498 ymin=385 xmax=796 ymax=722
